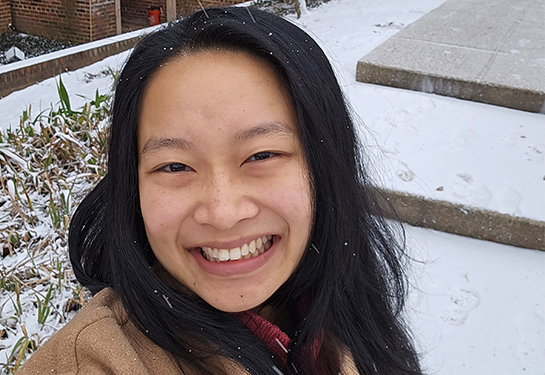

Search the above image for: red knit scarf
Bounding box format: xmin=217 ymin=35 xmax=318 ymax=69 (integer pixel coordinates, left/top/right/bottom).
xmin=238 ymin=310 xmax=291 ymax=364
xmin=238 ymin=310 xmax=326 ymax=373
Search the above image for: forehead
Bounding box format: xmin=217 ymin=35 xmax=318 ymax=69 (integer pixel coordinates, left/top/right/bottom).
xmin=137 ymin=50 xmax=297 ymax=148
xmin=142 ymin=49 xmax=287 ymax=102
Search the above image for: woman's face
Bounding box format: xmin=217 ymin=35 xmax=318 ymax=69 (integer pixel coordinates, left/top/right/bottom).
xmin=138 ymin=50 xmax=312 ymax=312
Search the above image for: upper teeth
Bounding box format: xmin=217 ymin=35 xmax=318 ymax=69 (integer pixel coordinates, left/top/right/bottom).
xmin=202 ymin=235 xmax=273 ymax=262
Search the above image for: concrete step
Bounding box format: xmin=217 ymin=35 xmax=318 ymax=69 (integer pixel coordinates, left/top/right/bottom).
xmin=377 ymin=188 xmax=544 ymax=251
xmin=356 ymin=0 xmax=545 ymax=114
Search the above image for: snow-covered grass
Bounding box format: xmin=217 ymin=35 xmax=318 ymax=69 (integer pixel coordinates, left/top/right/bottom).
xmin=0 ymin=77 xmax=111 ymax=373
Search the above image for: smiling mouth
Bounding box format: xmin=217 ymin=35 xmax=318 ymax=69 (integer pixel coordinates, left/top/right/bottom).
xmin=200 ymin=235 xmax=273 ymax=262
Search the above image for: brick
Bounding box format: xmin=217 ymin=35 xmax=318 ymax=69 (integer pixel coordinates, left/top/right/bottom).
xmin=7 ymin=0 xmax=244 ymax=44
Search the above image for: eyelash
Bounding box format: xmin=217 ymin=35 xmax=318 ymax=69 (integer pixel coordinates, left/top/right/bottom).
xmin=160 ymin=163 xmax=193 ymax=173
xmin=158 ymin=151 xmax=280 ymax=173
xmin=245 ymin=151 xmax=279 ymax=162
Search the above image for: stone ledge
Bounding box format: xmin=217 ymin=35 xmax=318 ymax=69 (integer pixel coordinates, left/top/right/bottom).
xmin=356 ymin=0 xmax=545 ymax=114
xmin=356 ymin=57 xmax=545 ymax=114
xmin=377 ymin=189 xmax=544 ymax=251
xmin=0 ymin=36 xmax=143 ymax=99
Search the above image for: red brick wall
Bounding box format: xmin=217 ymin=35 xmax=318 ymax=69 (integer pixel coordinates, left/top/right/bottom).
xmin=121 ymin=0 xmax=167 ymax=27
xmin=7 ymin=0 xmax=245 ymax=43
xmin=11 ymin=0 xmax=116 ymax=44
xmin=119 ymin=0 xmax=244 ymax=27
xmin=91 ymin=0 xmax=117 ymax=40
xmin=1 ymin=34 xmax=142 ymax=98
xmin=0 ymin=0 xmax=12 ymax=32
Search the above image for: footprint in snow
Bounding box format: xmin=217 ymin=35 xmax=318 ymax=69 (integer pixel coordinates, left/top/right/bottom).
xmin=440 ymin=306 xmax=469 ymax=326
xmin=449 ymin=286 xmax=480 ymax=310
xmin=397 ymin=170 xmax=415 ymax=182
xmin=451 ymin=172 xmax=491 ymax=206
xmin=396 ymin=162 xmax=415 ymax=182
xmin=495 ymin=188 xmax=522 ymax=215
xmin=440 ymin=286 xmax=480 ymax=326
xmin=525 ymin=143 xmax=544 ymax=163
xmin=454 ymin=128 xmax=475 ymax=146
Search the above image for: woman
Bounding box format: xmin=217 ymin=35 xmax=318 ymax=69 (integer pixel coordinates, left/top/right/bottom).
xmin=20 ymin=7 xmax=422 ymax=375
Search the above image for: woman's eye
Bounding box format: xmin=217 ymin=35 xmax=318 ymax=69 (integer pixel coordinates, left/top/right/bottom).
xmin=160 ymin=163 xmax=192 ymax=172
xmin=247 ymin=151 xmax=277 ymax=162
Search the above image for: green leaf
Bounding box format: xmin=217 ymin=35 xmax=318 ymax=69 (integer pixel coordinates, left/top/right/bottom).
xmin=56 ymin=75 xmax=72 ymax=115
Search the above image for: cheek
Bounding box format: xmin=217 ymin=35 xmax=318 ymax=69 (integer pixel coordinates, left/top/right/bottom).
xmin=283 ymin=167 xmax=312 ymax=220
xmin=139 ymin=182 xmax=187 ymax=245
xmin=282 ymin=188 xmax=312 ymax=227
xmin=261 ymin=167 xmax=312 ymax=235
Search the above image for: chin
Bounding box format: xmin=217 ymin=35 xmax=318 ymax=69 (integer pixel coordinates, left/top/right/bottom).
xmin=203 ymin=288 xmax=275 ymax=313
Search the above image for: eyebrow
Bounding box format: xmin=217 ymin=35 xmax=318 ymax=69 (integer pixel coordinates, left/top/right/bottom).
xmin=140 ymin=121 xmax=295 ymax=155
xmin=233 ymin=121 xmax=295 ymax=142
xmin=141 ymin=137 xmax=191 ymax=155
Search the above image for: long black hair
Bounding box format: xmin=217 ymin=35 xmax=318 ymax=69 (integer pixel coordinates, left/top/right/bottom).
xmin=69 ymin=7 xmax=422 ymax=375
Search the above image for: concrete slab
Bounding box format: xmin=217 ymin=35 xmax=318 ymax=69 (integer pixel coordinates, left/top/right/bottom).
xmin=499 ymin=20 xmax=545 ymax=54
xmin=482 ymin=51 xmax=545 ymax=94
xmin=398 ymin=0 xmax=529 ymax=50
xmin=378 ymin=189 xmax=545 ymax=251
xmin=356 ymin=0 xmax=545 ymax=113
xmin=359 ymin=38 xmax=494 ymax=82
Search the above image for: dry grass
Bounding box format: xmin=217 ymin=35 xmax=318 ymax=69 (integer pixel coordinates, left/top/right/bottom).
xmin=0 ymin=76 xmax=112 ymax=373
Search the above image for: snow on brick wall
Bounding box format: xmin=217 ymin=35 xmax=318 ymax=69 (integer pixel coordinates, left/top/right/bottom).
xmin=177 ymin=0 xmax=244 ymax=17
xmin=10 ymin=0 xmax=116 ymax=44
xmin=0 ymin=0 xmax=11 ymax=32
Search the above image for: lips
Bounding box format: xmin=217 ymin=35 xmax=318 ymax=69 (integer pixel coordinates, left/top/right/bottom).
xmin=200 ymin=235 xmax=273 ymax=262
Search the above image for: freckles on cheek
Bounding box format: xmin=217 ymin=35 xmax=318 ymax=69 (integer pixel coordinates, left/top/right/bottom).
xmin=263 ymin=177 xmax=309 ymax=207
xmin=141 ymin=190 xmax=173 ymax=231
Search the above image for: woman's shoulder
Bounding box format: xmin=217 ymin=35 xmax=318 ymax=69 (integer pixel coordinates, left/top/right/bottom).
xmin=341 ymin=347 xmax=360 ymax=375
xmin=18 ymin=287 xmax=178 ymax=374
xmin=19 ymin=287 xmax=359 ymax=374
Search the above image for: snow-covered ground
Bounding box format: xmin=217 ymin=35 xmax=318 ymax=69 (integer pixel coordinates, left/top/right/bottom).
xmin=1 ymin=0 xmax=544 ymax=373
xmin=283 ymin=0 xmax=545 ymax=222
xmin=0 ymin=50 xmax=130 ymax=127
xmin=406 ymin=226 xmax=544 ymax=375
xmin=2 ymin=0 xmax=543 ymax=221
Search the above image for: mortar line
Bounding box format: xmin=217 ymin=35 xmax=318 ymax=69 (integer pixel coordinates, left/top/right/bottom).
xmin=477 ymin=1 xmax=532 ymax=81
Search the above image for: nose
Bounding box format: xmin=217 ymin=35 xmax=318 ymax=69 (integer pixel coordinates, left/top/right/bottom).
xmin=193 ymin=171 xmax=259 ymax=230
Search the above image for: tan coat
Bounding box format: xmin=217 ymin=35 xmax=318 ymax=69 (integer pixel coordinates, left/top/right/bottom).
xmin=19 ymin=288 xmax=358 ymax=374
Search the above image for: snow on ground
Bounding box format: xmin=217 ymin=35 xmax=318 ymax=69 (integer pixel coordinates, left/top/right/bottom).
xmin=0 ymin=0 xmax=544 ymax=373
xmin=0 ymin=50 xmax=130 ymax=132
xmin=2 ymin=0 xmax=543 ymax=221
xmin=0 ymin=26 xmax=157 ymax=74
xmin=406 ymin=226 xmax=544 ymax=375
xmin=283 ymin=0 xmax=545 ymax=221
xmin=351 ymin=87 xmax=545 ymax=221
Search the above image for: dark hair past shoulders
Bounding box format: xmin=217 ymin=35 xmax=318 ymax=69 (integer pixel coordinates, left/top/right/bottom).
xmin=69 ymin=7 xmax=422 ymax=375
